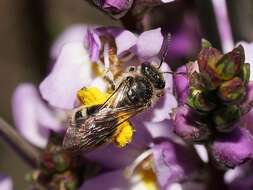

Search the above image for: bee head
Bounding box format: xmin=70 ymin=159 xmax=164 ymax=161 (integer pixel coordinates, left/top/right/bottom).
xmin=141 ymin=63 xmax=165 ymax=89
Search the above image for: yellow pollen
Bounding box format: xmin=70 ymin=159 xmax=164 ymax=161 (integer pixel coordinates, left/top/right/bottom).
xmin=113 ymin=121 xmax=134 ymax=147
xmin=77 ymin=87 xmax=134 ymax=147
xmin=77 ymin=87 xmax=110 ymax=107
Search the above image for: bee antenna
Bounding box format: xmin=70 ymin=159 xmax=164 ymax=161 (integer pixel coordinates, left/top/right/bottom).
xmin=157 ymin=33 xmax=171 ymax=69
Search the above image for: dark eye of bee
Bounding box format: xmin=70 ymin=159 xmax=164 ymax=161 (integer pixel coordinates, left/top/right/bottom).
xmin=141 ymin=63 xmax=165 ymax=89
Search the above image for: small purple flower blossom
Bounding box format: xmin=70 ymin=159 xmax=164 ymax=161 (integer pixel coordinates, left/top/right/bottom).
xmin=88 ymin=0 xmax=176 ymax=19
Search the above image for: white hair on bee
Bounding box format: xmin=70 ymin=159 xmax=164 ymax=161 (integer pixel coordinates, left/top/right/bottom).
xmin=103 ymin=43 xmax=110 ymax=69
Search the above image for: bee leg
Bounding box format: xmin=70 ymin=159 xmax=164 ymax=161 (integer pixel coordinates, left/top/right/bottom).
xmin=102 ymin=35 xmax=124 ymax=79
xmin=103 ymin=69 xmax=116 ymax=91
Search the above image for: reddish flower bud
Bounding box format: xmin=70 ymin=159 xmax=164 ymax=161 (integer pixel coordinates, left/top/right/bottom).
xmin=218 ymin=77 xmax=246 ymax=102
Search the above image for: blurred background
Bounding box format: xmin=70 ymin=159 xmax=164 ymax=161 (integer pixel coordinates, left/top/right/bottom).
xmin=0 ymin=0 xmax=252 ymax=188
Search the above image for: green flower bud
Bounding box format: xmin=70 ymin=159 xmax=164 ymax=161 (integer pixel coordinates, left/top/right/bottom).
xmin=215 ymin=45 xmax=245 ymax=80
xmin=201 ymin=39 xmax=212 ymax=49
xmin=213 ymin=105 xmax=241 ymax=132
xmin=240 ymin=63 xmax=250 ymax=84
xmin=218 ymin=77 xmax=245 ymax=102
xmin=187 ymin=88 xmax=216 ymax=112
xmin=197 ymin=46 xmax=222 ymax=89
xmin=53 ymin=153 xmax=70 ymax=173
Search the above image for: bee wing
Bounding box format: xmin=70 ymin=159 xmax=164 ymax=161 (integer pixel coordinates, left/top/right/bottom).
xmin=63 ymin=104 xmax=147 ymax=153
xmin=99 ymin=77 xmax=131 ymax=110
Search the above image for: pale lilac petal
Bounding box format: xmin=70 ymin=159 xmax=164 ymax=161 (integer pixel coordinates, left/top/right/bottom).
xmin=40 ymin=42 xmax=93 ymax=109
xmin=51 ymin=24 xmax=87 ymax=60
xmin=87 ymin=27 xmax=137 ymax=60
xmin=194 ymin=144 xmax=209 ymax=163
xmin=173 ymin=106 xmax=211 ymax=142
xmin=143 ymin=119 xmax=176 ymax=140
xmin=224 ymin=167 xmax=244 ymax=184
xmin=150 ymin=92 xmax=177 ymax=122
xmin=152 ymin=141 xmax=202 ymax=189
xmin=85 ymin=117 xmax=152 ymax=169
xmin=12 ymin=84 xmax=61 ymax=148
xmin=0 ymin=175 xmax=13 ymax=190
xmin=86 ymin=29 xmax=101 ymax=62
xmin=210 ymin=128 xmax=253 ymax=168
xmin=93 ymin=0 xmax=134 ymax=18
xmin=115 ymin=30 xmax=137 ymax=56
xmin=174 ymin=65 xmax=188 ymax=104
xmin=160 ymin=61 xmax=173 ymax=92
xmin=103 ymin=0 xmax=131 ymax=10
xmin=79 ymin=170 xmax=130 ymax=190
xmin=135 ymin=28 xmax=163 ymax=59
xmin=227 ymin=162 xmax=253 ymax=190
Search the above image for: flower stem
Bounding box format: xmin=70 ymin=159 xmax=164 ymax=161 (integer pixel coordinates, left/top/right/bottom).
xmin=0 ymin=117 xmax=40 ymax=168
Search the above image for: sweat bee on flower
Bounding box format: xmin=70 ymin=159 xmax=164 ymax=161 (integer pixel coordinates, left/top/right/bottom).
xmin=63 ymin=34 xmax=173 ymax=153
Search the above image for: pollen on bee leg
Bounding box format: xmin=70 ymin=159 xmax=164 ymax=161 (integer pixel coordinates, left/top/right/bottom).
xmin=113 ymin=121 xmax=134 ymax=148
xmin=77 ymin=87 xmax=110 ymax=107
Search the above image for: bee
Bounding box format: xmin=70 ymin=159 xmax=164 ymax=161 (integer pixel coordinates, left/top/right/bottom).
xmin=63 ymin=34 xmax=171 ymax=152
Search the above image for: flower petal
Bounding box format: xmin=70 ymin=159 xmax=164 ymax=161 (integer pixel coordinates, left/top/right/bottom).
xmin=12 ymin=84 xmax=61 ymax=148
xmin=173 ymin=106 xmax=212 ymax=142
xmin=115 ymin=30 xmax=137 ymax=56
xmin=92 ymin=0 xmax=134 ymax=19
xmin=174 ymin=65 xmax=188 ymax=104
xmin=0 ymin=175 xmax=13 ymax=190
xmin=79 ymin=170 xmax=130 ymax=190
xmin=135 ymin=28 xmax=163 ymax=59
xmin=40 ymin=42 xmax=93 ymax=109
xmin=51 ymin=24 xmax=87 ymax=60
xmin=152 ymin=140 xmax=202 ymax=189
xmin=86 ymin=29 xmax=101 ymax=62
xmin=226 ymin=162 xmax=253 ymax=190
xmin=210 ymin=127 xmax=253 ymax=168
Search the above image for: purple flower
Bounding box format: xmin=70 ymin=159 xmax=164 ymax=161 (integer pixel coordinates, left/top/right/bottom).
xmin=81 ymin=138 xmax=205 ymax=190
xmin=173 ymin=41 xmax=253 ymax=168
xmin=86 ymin=27 xmax=164 ymax=62
xmin=88 ymin=0 xmax=176 ymax=19
xmin=0 ymin=175 xmax=13 ymax=190
xmin=90 ymin=0 xmax=134 ymax=19
xmin=31 ymin=25 xmax=186 ymax=189
xmin=12 ymin=83 xmax=62 ymax=148
xmin=225 ymin=162 xmax=253 ymax=190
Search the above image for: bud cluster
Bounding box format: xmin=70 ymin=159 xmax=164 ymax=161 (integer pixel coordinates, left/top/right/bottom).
xmin=187 ymin=40 xmax=250 ymax=133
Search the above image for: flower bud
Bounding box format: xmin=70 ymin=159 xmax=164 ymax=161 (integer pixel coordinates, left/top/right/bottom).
xmin=215 ymin=45 xmax=245 ymax=80
xmin=240 ymin=63 xmax=250 ymax=84
xmin=218 ymin=77 xmax=245 ymax=102
xmin=213 ymin=105 xmax=241 ymax=132
xmin=197 ymin=45 xmax=222 ymax=89
xmin=187 ymin=88 xmax=216 ymax=112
